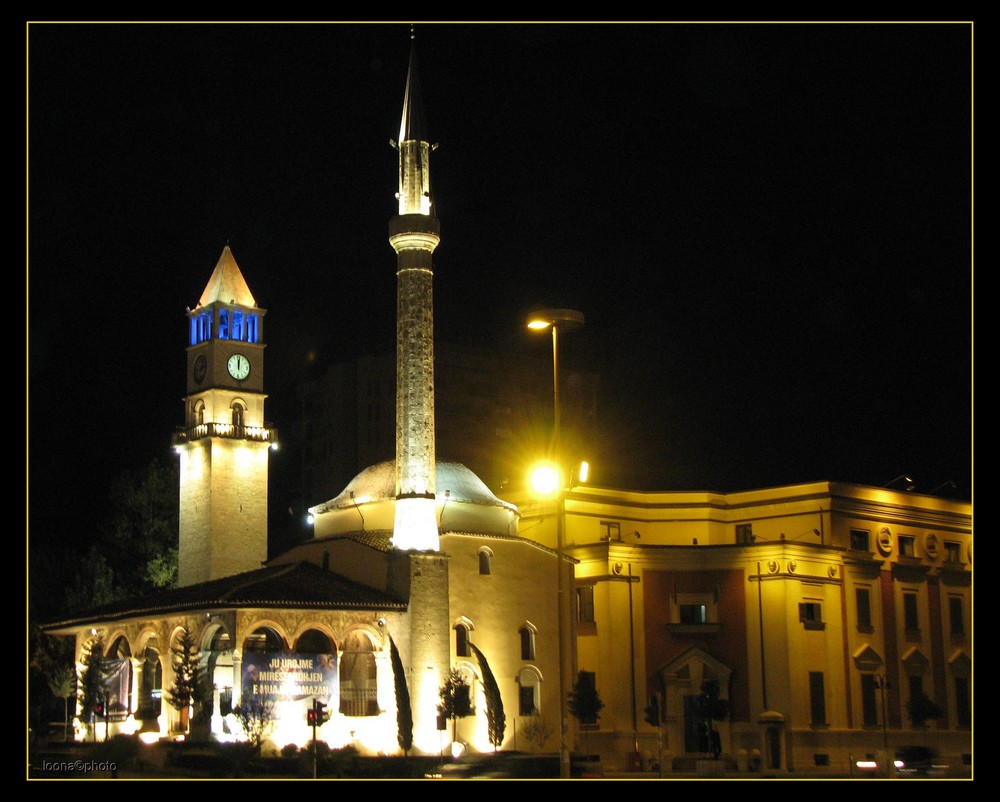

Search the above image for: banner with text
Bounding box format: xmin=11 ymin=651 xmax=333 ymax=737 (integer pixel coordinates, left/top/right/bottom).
xmin=241 ymin=652 xmax=337 ymax=708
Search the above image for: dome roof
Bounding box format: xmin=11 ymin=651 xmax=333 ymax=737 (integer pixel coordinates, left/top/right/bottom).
xmin=310 ymin=460 xmax=518 ymax=516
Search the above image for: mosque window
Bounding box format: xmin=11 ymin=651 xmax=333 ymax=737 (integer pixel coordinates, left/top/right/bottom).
xmin=518 ymin=667 xmax=541 ymax=716
xmin=455 ymin=623 xmax=471 ymax=657
xmin=479 ymin=548 xmax=493 ymax=575
xmin=519 ymin=624 xmax=536 ymax=660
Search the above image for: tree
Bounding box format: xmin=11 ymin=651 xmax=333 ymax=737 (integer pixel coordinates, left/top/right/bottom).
xmin=438 ymin=669 xmax=474 ymax=745
xmin=907 ymin=691 xmax=944 ymax=727
xmin=102 ymin=458 xmax=179 ymax=597
xmin=232 ymin=692 xmax=277 ymax=753
xmin=568 ymin=671 xmax=604 ymax=750
xmin=388 ymin=635 xmax=413 ymax=755
xmin=30 ymin=627 xmax=77 ymax=741
xmin=77 ymin=635 xmax=106 ymax=740
xmin=165 ymin=627 xmax=202 ymax=732
xmin=699 ymin=679 xmax=731 ymax=757
xmin=470 ymin=644 xmax=505 ymax=750
xmin=59 ymin=459 xmax=180 ymax=612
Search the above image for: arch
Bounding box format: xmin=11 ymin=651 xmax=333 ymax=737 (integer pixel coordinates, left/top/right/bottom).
xmin=339 ymin=629 xmax=378 ymax=717
xmin=478 ymin=546 xmax=494 ymax=575
xmin=107 ymin=634 xmax=132 ymax=659
xmin=242 ymin=624 xmax=288 ymax=654
xmin=137 ymin=637 xmax=163 ymax=724
xmin=193 ymin=398 xmax=205 ymax=426
xmin=202 ymin=623 xmax=235 ymax=718
xmin=454 ymin=617 xmax=474 ymax=658
xmin=231 ymin=400 xmax=245 ymax=429
xmin=517 ymin=665 xmax=543 ymax=716
xmin=100 ymin=635 xmax=134 ymax=724
xmin=295 ymin=627 xmax=336 ymax=654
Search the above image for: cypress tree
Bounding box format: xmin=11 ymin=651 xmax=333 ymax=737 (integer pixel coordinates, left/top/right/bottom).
xmin=470 ymin=643 xmax=506 ymax=750
xmin=389 ymin=635 xmax=413 ymax=754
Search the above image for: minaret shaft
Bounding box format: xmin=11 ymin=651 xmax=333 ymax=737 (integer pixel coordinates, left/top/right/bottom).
xmin=390 ymin=39 xmax=440 ymax=553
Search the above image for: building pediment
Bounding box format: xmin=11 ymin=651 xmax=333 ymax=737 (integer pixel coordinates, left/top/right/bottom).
xmin=852 ymin=644 xmax=883 ymax=671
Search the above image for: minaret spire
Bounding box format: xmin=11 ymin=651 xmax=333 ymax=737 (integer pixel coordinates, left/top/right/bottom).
xmin=390 ymin=30 xmax=441 ymax=552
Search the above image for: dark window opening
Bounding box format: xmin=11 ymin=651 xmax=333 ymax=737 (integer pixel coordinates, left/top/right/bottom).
xmin=809 ymin=672 xmax=826 ymax=726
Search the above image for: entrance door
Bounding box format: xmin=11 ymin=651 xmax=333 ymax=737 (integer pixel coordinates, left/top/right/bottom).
xmin=683 ymin=695 xmax=710 ymax=754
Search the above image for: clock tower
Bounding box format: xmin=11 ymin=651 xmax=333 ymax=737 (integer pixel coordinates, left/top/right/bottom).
xmin=172 ymin=245 xmax=274 ymax=587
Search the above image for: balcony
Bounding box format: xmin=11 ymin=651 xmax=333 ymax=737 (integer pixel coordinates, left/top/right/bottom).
xmin=172 ymin=422 xmax=277 ymax=446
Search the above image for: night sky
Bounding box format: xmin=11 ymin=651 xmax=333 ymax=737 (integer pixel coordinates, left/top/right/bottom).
xmin=27 ymin=22 xmax=973 ymax=564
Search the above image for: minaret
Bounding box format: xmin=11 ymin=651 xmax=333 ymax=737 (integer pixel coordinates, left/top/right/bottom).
xmin=389 ymin=30 xmax=441 ymax=552
xmin=172 ymin=246 xmax=274 ymax=586
xmin=387 ymin=30 xmax=451 ymax=756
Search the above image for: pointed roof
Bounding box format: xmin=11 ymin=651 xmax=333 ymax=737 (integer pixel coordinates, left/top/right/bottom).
xmin=398 ymin=31 xmax=429 ymax=144
xmin=197 ymin=245 xmax=257 ymax=308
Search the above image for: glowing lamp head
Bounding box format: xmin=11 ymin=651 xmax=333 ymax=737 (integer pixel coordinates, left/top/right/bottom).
xmin=529 ymin=462 xmax=561 ymax=496
xmin=526 ymin=308 xmax=585 ymax=333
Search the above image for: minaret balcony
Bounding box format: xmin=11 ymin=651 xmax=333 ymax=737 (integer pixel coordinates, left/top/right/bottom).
xmin=172 ymin=422 xmax=277 ymax=446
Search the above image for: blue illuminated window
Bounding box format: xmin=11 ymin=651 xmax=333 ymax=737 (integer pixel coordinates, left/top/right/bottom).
xmin=246 ymin=314 xmax=258 ymax=343
xmin=218 ymin=309 xmax=229 ymax=339
xmin=232 ymin=311 xmax=244 ymax=342
xmin=197 ymin=312 xmax=212 ymax=343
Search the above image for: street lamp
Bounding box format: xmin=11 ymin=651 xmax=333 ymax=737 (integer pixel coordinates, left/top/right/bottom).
xmin=882 ymin=474 xmax=915 ymax=491
xmin=527 ymin=458 xmax=589 ymax=781
xmin=526 ymin=308 xmax=585 ymax=452
xmin=874 ymin=674 xmax=890 ymax=748
xmin=873 ymin=673 xmax=892 ymax=777
xmin=527 ymin=307 xmax=584 ymax=781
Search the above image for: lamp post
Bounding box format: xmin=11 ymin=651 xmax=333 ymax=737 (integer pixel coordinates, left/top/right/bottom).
xmin=874 ymin=673 xmax=891 ymax=777
xmin=874 ymin=674 xmax=890 ymax=748
xmin=527 ymin=307 xmax=584 ymax=780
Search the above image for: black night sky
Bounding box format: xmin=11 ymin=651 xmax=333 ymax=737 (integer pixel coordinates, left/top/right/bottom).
xmin=27 ymin=22 xmax=973 ymax=587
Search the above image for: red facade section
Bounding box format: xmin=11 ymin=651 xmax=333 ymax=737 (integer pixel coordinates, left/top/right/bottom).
xmin=643 ymin=568 xmax=750 ymax=721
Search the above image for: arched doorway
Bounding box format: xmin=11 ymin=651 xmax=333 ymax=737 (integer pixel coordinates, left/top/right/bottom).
xmin=339 ymin=630 xmax=378 ymax=717
xmin=137 ymin=639 xmax=163 ymax=727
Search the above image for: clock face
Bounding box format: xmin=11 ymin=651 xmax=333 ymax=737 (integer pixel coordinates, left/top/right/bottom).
xmin=193 ymin=354 xmax=208 ymax=384
xmin=227 ymin=353 xmax=251 ymax=381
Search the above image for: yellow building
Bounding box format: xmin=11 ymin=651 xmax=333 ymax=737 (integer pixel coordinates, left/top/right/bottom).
xmin=508 ymin=479 xmax=972 ymax=775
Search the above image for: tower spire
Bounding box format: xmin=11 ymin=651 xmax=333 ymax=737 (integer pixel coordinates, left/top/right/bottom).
xmin=390 ymin=31 xmax=441 ymax=552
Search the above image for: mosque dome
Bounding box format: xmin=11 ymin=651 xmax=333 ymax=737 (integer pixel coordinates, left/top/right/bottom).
xmin=308 ymin=460 xmax=520 ymax=540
